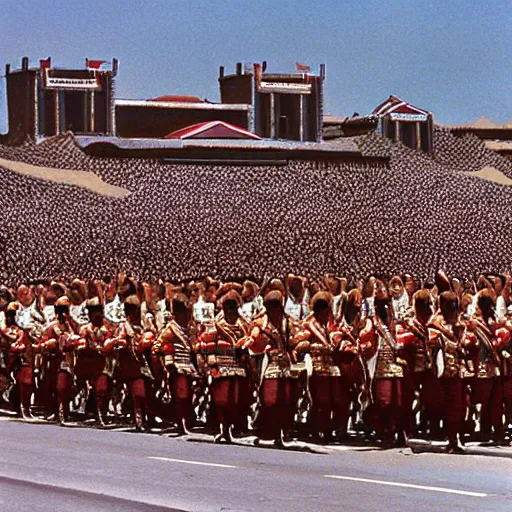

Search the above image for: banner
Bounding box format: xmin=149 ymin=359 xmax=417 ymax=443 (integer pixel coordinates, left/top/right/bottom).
xmin=258 ymin=81 xmax=312 ymax=95
xmin=390 ymin=113 xmax=428 ymax=122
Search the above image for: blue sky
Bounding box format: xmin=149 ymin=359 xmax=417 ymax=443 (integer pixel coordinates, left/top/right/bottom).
xmin=1 ymin=0 xmax=511 ymax=132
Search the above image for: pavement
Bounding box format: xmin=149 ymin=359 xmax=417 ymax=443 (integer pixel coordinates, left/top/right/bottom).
xmin=0 ymin=418 xmax=511 ymax=512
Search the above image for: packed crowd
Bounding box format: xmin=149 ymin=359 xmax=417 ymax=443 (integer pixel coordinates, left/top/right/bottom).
xmin=2 ymin=128 xmax=512 ymax=285
xmin=1 ymin=271 xmax=511 ymax=452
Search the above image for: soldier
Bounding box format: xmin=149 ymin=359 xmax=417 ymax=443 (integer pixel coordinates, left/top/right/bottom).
xmin=38 ymin=296 xmax=75 ymax=420
xmin=153 ymin=293 xmax=198 ymax=435
xmin=67 ymin=279 xmax=89 ymax=329
xmin=389 ymin=276 xmax=411 ymax=321
xmin=246 ymin=290 xmax=301 ymax=446
xmin=198 ymin=290 xmax=250 ymax=443
xmin=77 ymin=298 xmax=118 ymax=425
xmin=8 ymin=302 xmax=35 ymax=419
xmin=285 ymin=275 xmax=310 ymax=322
xmin=429 ymin=290 xmax=468 ymax=452
xmin=335 ymin=289 xmax=366 ymax=438
xmin=465 ymin=290 xmax=505 ymax=442
xmin=239 ymin=280 xmax=263 ymax=323
xmin=15 ymin=284 xmax=45 ymax=332
xmin=293 ymin=291 xmax=342 ymax=441
xmin=0 ymin=288 xmax=14 ymax=403
xmin=500 ymin=309 xmax=512 ymax=429
xmin=113 ymin=295 xmax=154 ymax=431
xmin=396 ymin=289 xmax=442 ymax=437
xmin=363 ymin=282 xmax=407 ymax=445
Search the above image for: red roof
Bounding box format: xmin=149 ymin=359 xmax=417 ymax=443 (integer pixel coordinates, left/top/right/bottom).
xmin=164 ymin=121 xmax=261 ymax=140
xmin=149 ymin=95 xmax=204 ymax=103
xmin=372 ymin=95 xmax=430 ymax=117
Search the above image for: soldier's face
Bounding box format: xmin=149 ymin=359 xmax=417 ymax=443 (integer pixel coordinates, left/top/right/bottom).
xmin=90 ymin=310 xmax=104 ymax=327
xmin=405 ymin=278 xmax=415 ymax=295
xmin=222 ymin=300 xmax=238 ymax=319
xmin=18 ymin=287 xmax=34 ymax=307
xmin=315 ymin=303 xmax=330 ymax=324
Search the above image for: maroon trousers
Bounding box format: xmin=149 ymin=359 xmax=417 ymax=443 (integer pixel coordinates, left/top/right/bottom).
xmin=370 ymin=378 xmax=405 ymax=440
xmin=309 ymin=375 xmax=343 ymax=434
xmin=16 ymin=366 xmax=33 ymax=415
xmin=255 ymin=378 xmax=300 ymax=440
xmin=210 ymin=376 xmax=250 ymax=431
xmin=56 ymin=371 xmax=74 ymax=421
xmin=336 ymin=359 xmax=363 ymax=435
xmin=412 ymin=370 xmax=444 ymax=435
xmin=40 ymin=356 xmax=60 ymax=417
xmin=439 ymin=377 xmax=465 ymax=443
xmin=169 ymin=373 xmax=193 ymax=427
xmin=503 ymin=377 xmax=512 ymax=424
xmin=471 ymin=377 xmax=504 ymax=439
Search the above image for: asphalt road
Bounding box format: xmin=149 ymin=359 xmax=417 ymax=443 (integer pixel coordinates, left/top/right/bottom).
xmin=0 ymin=419 xmax=511 ymax=512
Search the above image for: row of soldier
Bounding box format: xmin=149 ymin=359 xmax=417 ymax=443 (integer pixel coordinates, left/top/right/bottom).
xmin=0 ymin=272 xmax=511 ymax=451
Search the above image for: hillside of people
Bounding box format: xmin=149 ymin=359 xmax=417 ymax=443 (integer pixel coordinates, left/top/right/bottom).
xmin=0 ymin=128 xmax=511 ymax=284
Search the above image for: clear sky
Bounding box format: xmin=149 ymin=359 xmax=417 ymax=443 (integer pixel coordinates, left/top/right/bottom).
xmin=1 ymin=0 xmax=511 ymax=132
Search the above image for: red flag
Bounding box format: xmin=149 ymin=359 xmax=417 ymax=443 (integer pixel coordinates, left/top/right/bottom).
xmin=86 ymin=59 xmax=106 ymax=70
xmin=296 ymin=62 xmax=311 ymax=73
xmin=253 ymin=63 xmax=262 ymax=89
xmin=40 ymin=58 xmax=51 ymax=70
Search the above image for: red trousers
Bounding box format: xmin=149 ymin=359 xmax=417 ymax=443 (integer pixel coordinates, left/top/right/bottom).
xmin=370 ymin=378 xmax=405 ymax=439
xmin=471 ymin=378 xmax=504 ymax=438
xmin=16 ymin=366 xmax=33 ymax=413
xmin=210 ymin=376 xmax=250 ymax=430
xmin=255 ymin=378 xmax=300 ymax=440
xmin=503 ymin=377 xmax=512 ymax=423
xmin=439 ymin=377 xmax=465 ymax=441
xmin=169 ymin=373 xmax=193 ymax=427
xmin=336 ymin=359 xmax=363 ymax=435
xmin=309 ymin=375 xmax=343 ymax=434
xmin=40 ymin=357 xmax=60 ymax=417
xmin=56 ymin=371 xmax=74 ymax=421
xmin=411 ymin=370 xmax=444 ymax=435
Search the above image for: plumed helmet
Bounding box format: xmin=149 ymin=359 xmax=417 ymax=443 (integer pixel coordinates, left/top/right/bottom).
xmin=435 ymin=270 xmax=452 ymax=294
xmin=219 ymin=289 xmax=243 ymax=308
xmin=55 ymin=296 xmax=71 ymax=308
xmin=263 ymin=290 xmax=285 ymax=308
xmin=310 ymin=290 xmax=333 ymax=310
xmin=86 ymin=297 xmax=103 ymax=313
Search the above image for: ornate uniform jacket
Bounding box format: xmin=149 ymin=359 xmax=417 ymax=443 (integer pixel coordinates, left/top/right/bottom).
xmin=78 ymin=322 xmax=116 ymax=377
xmin=9 ymin=327 xmax=33 ymax=368
xmin=199 ymin=312 xmax=248 ymax=379
xmin=248 ymin=312 xmax=300 ymax=379
xmin=153 ymin=320 xmax=198 ymax=377
xmin=496 ymin=324 xmax=512 ymax=377
xmin=294 ymin=317 xmax=340 ymax=377
xmin=396 ymin=319 xmax=433 ymax=373
xmin=428 ymin=320 xmax=465 ymax=379
xmin=114 ymin=321 xmax=153 ymax=380
xmin=367 ymin=320 xmax=404 ymax=380
xmin=41 ymin=320 xmax=77 ymax=375
xmin=468 ymin=319 xmax=501 ymax=379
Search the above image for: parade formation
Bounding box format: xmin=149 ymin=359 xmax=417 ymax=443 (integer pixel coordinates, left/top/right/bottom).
xmin=1 ymin=271 xmax=511 ymax=453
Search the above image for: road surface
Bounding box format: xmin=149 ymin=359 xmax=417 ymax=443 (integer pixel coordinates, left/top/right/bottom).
xmin=0 ymin=419 xmax=510 ymax=512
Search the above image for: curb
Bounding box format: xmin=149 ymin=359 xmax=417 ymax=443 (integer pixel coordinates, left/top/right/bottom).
xmin=407 ymin=438 xmax=512 ymax=459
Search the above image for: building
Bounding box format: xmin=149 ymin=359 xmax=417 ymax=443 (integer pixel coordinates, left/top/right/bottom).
xmin=4 ymin=57 xmax=116 ymax=143
xmin=373 ymin=95 xmax=434 ymax=153
xmin=2 ymin=57 xmax=325 ymax=145
xmin=219 ymin=62 xmax=325 ymax=142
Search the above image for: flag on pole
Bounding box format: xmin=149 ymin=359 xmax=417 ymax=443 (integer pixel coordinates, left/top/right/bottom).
xmin=39 ymin=58 xmax=51 ymax=70
xmin=296 ymin=62 xmax=311 ymax=73
xmin=86 ymin=59 xmax=106 ymax=70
